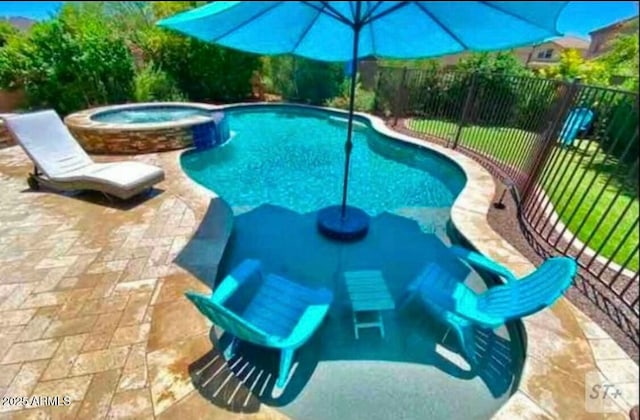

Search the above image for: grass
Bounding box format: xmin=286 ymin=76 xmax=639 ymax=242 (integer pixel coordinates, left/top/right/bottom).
xmin=407 ymin=119 xmax=536 ymax=167
xmin=408 ymin=118 xmax=639 ymax=272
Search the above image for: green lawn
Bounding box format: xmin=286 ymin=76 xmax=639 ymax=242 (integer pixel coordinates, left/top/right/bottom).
xmin=407 ymin=118 xmax=639 ymax=272
xmin=407 ymin=119 xmax=536 ymax=167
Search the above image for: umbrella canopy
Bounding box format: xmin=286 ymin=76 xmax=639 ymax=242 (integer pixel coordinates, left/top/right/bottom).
xmin=157 ymin=1 xmax=567 ymax=61
xmin=157 ymin=1 xmax=568 ymax=240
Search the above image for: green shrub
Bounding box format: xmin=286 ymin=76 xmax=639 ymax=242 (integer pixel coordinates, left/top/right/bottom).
xmin=133 ymin=63 xmax=185 ymax=102
xmin=539 ymin=49 xmax=610 ymax=86
xmin=404 ymin=64 xmax=468 ymax=121
xmin=143 ymin=1 xmax=261 ymax=103
xmin=325 ymin=76 xmax=376 ymax=112
xmin=513 ymin=81 xmax=560 ymax=132
xmin=376 ymin=52 xmax=535 ymax=127
xmin=0 ymin=21 xmax=17 ymax=48
xmin=595 ymin=94 xmax=638 ymax=164
xmin=264 ymin=55 xmax=344 ymax=105
xmin=0 ymin=1 xmax=260 ymax=112
xmin=450 ymin=52 xmax=531 ymax=127
xmin=0 ymin=29 xmax=25 ymax=90
xmin=145 ymin=33 xmax=260 ymax=102
xmin=0 ymin=4 xmax=135 ymax=115
xmin=597 ymin=20 xmax=639 ymax=92
xmin=371 ymin=66 xmax=404 ymax=117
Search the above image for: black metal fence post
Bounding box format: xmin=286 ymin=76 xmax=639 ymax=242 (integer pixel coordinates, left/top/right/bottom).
xmin=520 ymin=78 xmax=582 ymax=203
xmin=452 ymin=72 xmax=477 ymax=149
xmin=373 ymin=67 xmax=382 ymax=114
xmin=393 ymin=66 xmax=408 ymax=127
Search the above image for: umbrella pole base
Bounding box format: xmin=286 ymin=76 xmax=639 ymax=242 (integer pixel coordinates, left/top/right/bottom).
xmin=317 ymin=205 xmax=370 ymax=241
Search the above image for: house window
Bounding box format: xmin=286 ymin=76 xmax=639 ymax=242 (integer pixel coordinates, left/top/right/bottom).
xmin=537 ymin=49 xmax=554 ymax=59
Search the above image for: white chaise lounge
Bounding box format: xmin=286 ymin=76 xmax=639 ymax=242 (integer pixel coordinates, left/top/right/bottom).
xmin=1 ymin=110 xmax=165 ymax=200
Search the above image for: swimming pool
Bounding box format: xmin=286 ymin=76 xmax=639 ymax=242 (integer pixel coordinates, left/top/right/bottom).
xmin=180 ymin=105 xmax=523 ymax=420
xmin=181 ymin=106 xmax=466 ymax=217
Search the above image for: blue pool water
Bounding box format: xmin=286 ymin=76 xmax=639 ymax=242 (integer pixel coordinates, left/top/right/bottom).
xmin=92 ymin=105 xmax=211 ymax=124
xmin=181 ymin=107 xmax=466 ymax=215
xmin=178 ymin=106 xmax=522 ymax=420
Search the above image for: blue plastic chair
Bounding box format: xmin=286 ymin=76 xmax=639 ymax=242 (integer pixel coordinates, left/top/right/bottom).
xmin=559 ymin=107 xmax=594 ymax=148
xmin=402 ymin=246 xmax=577 ymax=362
xmin=185 ymin=259 xmax=333 ymax=388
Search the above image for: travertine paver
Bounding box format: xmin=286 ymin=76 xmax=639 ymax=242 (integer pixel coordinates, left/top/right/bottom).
xmin=1 ymin=339 xmax=60 ymax=364
xmin=0 ymin=310 xmax=36 ymax=327
xmin=1 ymin=360 xmax=49 ymax=409
xmin=77 ymin=369 xmax=122 ymax=419
xmin=107 ymin=388 xmax=154 ymax=418
xmin=0 ymin=105 xmax=637 ymax=420
xmin=118 ymin=343 xmax=148 ymax=392
xmin=30 ymin=375 xmax=93 ymax=402
xmin=70 ymin=346 xmax=131 ymax=376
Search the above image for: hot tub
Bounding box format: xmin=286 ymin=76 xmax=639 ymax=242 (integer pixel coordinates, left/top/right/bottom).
xmin=64 ymin=102 xmax=229 ymax=154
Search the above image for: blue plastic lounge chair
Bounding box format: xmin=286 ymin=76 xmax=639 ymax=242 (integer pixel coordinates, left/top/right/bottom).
xmin=402 ymin=246 xmax=577 ymax=362
xmin=185 ymin=259 xmax=333 ymax=388
xmin=559 ymin=107 xmax=594 ymax=148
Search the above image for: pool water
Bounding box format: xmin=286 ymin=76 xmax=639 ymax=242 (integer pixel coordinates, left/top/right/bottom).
xmin=92 ymin=105 xmax=212 ymax=124
xmin=179 ymin=106 xmax=522 ymax=420
xmin=181 ymin=107 xmax=466 ymax=216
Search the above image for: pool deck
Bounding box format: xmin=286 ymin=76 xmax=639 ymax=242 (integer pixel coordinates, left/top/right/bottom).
xmin=0 ymin=106 xmax=637 ymax=419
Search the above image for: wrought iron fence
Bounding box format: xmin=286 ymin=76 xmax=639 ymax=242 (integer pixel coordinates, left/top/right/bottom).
xmin=376 ymin=65 xmax=640 ymax=344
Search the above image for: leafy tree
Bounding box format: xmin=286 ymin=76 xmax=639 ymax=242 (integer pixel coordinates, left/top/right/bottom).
xmin=261 ymin=55 xmax=345 ymax=105
xmin=0 ymin=3 xmax=135 ymax=114
xmin=0 ymin=21 xmax=18 ymax=48
xmin=455 ymin=51 xmax=531 ymax=77
xmin=0 ymin=1 xmax=261 ymax=111
xmin=325 ymin=75 xmax=376 ymax=112
xmin=133 ymin=62 xmax=185 ymax=102
xmin=143 ymin=1 xmax=261 ymax=102
xmin=452 ymin=52 xmax=531 ymax=126
xmin=0 ymin=23 xmax=24 ymax=89
xmin=597 ymin=18 xmax=639 ymax=91
xmin=539 ymin=49 xmax=610 ymax=86
xmin=378 ymin=58 xmax=441 ymax=70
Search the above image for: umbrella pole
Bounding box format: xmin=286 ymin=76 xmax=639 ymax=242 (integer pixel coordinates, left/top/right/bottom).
xmin=340 ymin=24 xmax=361 ymax=219
xmin=316 ymin=5 xmax=369 ymax=242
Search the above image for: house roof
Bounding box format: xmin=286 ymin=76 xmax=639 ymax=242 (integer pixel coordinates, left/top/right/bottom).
xmin=0 ymin=16 xmax=36 ymax=31
xmin=550 ymin=36 xmax=590 ymax=50
xmin=589 ymin=15 xmax=638 ymax=36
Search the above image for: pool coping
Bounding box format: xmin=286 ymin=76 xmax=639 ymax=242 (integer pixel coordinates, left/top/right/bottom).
xmin=205 ymin=102 xmax=638 ymax=418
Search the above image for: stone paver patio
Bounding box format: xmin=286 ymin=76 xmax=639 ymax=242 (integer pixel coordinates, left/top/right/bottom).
xmin=0 ymin=107 xmax=637 ymax=419
xmin=0 ymin=146 xmax=281 ymax=419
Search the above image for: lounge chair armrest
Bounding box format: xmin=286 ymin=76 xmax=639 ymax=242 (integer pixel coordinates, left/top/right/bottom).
xmin=211 ymin=259 xmax=262 ymax=305
xmin=450 ymin=245 xmax=517 ymax=283
xmin=277 ymin=303 xmax=331 ymax=349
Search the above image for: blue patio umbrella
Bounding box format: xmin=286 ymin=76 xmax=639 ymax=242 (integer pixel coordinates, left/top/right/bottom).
xmin=157 ymin=1 xmax=568 ymax=240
